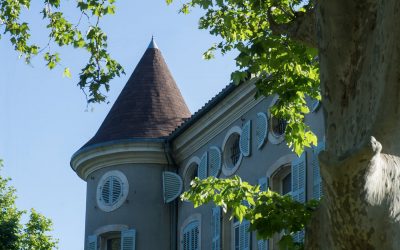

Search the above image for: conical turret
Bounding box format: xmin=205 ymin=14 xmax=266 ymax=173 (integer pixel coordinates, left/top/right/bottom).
xmin=83 ymin=37 xmax=191 ymax=149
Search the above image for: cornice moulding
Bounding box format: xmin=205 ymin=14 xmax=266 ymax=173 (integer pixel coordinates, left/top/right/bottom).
xmin=71 ymin=141 xmax=168 ymax=180
xmin=172 ymin=82 xmax=265 ymax=164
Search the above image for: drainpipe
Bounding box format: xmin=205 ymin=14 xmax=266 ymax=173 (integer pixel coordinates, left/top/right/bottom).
xmin=163 ymin=139 xmax=179 ymax=250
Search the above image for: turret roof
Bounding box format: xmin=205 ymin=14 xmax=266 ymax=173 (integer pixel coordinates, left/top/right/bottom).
xmin=82 ymin=38 xmax=191 ymax=149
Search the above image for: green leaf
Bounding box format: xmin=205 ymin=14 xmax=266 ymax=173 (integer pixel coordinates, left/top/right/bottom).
xmin=63 ymin=67 xmax=71 ymax=78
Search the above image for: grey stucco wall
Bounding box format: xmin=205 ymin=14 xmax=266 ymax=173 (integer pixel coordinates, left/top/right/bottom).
xmin=84 ymin=163 xmax=172 ymax=250
xmin=175 ymin=95 xmax=325 ymax=250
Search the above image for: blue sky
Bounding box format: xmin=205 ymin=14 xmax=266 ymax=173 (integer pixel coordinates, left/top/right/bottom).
xmin=0 ymin=1 xmax=237 ymax=249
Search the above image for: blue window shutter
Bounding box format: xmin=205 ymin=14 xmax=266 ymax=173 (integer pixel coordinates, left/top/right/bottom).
xmin=208 ymin=146 xmax=222 ymax=177
xmin=256 ymin=113 xmax=268 ymax=149
xmin=183 ymin=230 xmax=189 ymax=250
xmin=310 ymin=99 xmax=320 ymax=112
xmin=183 ymin=221 xmax=199 ymax=250
xmin=258 ymin=177 xmax=268 ymax=191
xmin=257 ymin=177 xmax=269 ymax=250
xmin=291 ymin=153 xmax=306 ymax=203
xmin=163 ymin=171 xmax=183 ymax=203
xmin=239 ymin=220 xmax=250 ymax=250
xmin=121 ymin=229 xmax=136 ymax=250
xmin=198 ymin=152 xmax=208 ymax=179
xmin=239 ymin=120 xmax=252 ymax=157
xmin=291 ymin=153 xmax=306 ymax=243
xmin=87 ymin=235 xmax=97 ymax=250
xmin=212 ymin=207 xmax=221 ymax=250
xmin=257 ymin=239 xmax=269 ymax=250
xmin=312 ymin=140 xmax=325 ymax=199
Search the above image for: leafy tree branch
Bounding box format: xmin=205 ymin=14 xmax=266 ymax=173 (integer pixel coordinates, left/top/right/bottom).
xmin=182 ymin=176 xmax=319 ymax=250
xmin=0 ymin=0 xmax=124 ymax=104
xmin=0 ymin=160 xmax=58 ymax=250
xmin=167 ymin=0 xmax=320 ymax=155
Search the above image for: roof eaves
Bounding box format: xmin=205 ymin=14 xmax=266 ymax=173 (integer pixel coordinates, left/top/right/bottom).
xmin=71 ymin=137 xmax=168 ymax=168
xmin=168 ymin=82 xmax=238 ymax=141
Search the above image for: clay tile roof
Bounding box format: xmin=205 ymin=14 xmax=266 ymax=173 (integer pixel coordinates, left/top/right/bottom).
xmin=82 ymin=38 xmax=191 ymax=149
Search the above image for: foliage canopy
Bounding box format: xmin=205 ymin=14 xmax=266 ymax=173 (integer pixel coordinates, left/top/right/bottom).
xmin=0 ymin=0 xmax=124 ymax=104
xmin=167 ymin=0 xmax=320 ymax=155
xmin=182 ymin=176 xmax=318 ymax=249
xmin=1 ymin=0 xmax=319 ymax=154
xmin=0 ymin=160 xmax=58 ymax=250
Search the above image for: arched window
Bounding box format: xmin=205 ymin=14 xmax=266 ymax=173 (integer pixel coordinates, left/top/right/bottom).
xmin=222 ymin=126 xmax=243 ymax=176
xmin=183 ymin=157 xmax=200 ymax=191
xmin=182 ymin=221 xmax=200 ymax=250
xmin=232 ymin=217 xmax=250 ymax=250
xmin=88 ymin=225 xmax=136 ymax=250
xmin=184 ymin=163 xmax=198 ymax=191
xmin=268 ymin=96 xmax=287 ymax=145
xmin=271 ymin=164 xmax=292 ymax=196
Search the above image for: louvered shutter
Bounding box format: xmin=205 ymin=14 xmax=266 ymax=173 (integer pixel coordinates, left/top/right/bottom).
xmin=257 ymin=239 xmax=270 ymax=250
xmin=87 ymin=235 xmax=97 ymax=250
xmin=183 ymin=230 xmax=189 ymax=250
xmin=163 ymin=171 xmax=183 ymax=203
xmin=101 ymin=178 xmax=111 ymax=204
xmin=198 ymin=152 xmax=208 ymax=179
xmin=121 ymin=229 xmax=136 ymax=250
xmin=256 ymin=113 xmax=268 ymax=149
xmin=239 ymin=120 xmax=252 ymax=157
xmin=291 ymin=153 xmax=306 ymax=203
xmin=258 ymin=177 xmax=268 ymax=192
xmin=209 ymin=146 xmax=222 ymax=177
xmin=183 ymin=221 xmax=199 ymax=250
xmin=212 ymin=207 xmax=221 ymax=250
xmin=291 ymin=153 xmax=306 ymax=243
xmin=311 ymin=99 xmax=320 ymax=112
xmin=239 ymin=220 xmax=250 ymax=250
xmin=192 ymin=224 xmax=199 ymax=250
xmin=101 ymin=176 xmax=123 ymax=206
xmin=257 ymin=178 xmax=269 ymax=250
xmin=312 ymin=140 xmax=325 ymax=199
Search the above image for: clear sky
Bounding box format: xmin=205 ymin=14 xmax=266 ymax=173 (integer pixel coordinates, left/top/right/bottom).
xmin=0 ymin=1 xmax=237 ymax=250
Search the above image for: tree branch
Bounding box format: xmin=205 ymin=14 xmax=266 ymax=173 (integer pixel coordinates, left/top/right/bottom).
xmin=267 ymin=8 xmax=317 ymax=48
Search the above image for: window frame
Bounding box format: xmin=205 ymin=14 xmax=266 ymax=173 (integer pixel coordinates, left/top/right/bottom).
xmin=265 ymin=154 xmax=297 ymax=249
xmin=182 ymin=157 xmax=200 ymax=191
xmin=267 ymin=96 xmax=286 ymax=145
xmin=96 ymin=170 xmax=129 ymax=212
xmin=222 ymin=126 xmax=243 ymax=176
xmin=180 ymin=214 xmax=201 ymax=250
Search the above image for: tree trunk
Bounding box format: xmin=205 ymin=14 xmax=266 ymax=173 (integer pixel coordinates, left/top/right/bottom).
xmin=306 ymin=0 xmax=400 ymax=249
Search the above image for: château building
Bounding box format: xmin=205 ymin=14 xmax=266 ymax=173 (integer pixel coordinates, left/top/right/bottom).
xmin=70 ymin=38 xmax=324 ymax=250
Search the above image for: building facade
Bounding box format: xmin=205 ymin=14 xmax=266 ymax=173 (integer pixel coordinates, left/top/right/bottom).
xmin=70 ymin=38 xmax=325 ymax=250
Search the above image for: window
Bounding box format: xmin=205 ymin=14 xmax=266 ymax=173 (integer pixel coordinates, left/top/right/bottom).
xmin=222 ymin=126 xmax=243 ymax=176
xmin=232 ymin=217 xmax=250 ymax=250
xmin=268 ymin=96 xmax=287 ymax=144
xmin=270 ymin=116 xmax=287 ymax=137
xmin=185 ymin=163 xmax=198 ymax=190
xmin=229 ymin=135 xmax=241 ymax=166
xmin=101 ymin=232 xmax=121 ymax=250
xmin=182 ymin=221 xmax=200 ymax=250
xmin=97 ymin=170 xmax=129 ymax=212
xmin=271 ymin=165 xmax=291 ymax=196
xmin=269 ymin=164 xmax=292 ymax=249
xmin=184 ymin=157 xmax=200 ymax=190
xmin=107 ymin=237 xmax=120 ymax=250
xmin=281 ymin=173 xmax=291 ymax=195
xmin=88 ymin=227 xmax=135 ymax=250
